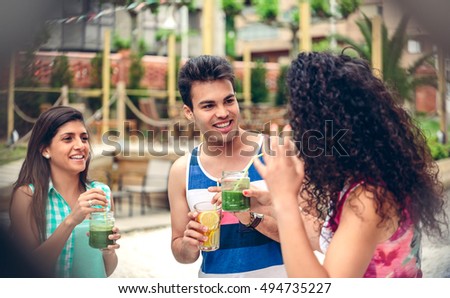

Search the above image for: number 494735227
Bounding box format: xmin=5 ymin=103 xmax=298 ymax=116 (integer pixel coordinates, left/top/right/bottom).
xmin=259 ymin=282 xmax=331 ymax=294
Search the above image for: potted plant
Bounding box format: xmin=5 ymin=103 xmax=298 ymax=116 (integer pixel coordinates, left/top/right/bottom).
xmin=113 ymin=34 xmax=131 ymax=58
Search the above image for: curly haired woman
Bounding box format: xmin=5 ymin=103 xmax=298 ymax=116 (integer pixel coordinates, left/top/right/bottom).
xmin=251 ymin=52 xmax=448 ymax=277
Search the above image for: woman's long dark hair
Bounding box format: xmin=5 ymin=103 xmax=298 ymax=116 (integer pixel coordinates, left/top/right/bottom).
xmin=11 ymin=106 xmax=91 ymax=242
xmin=287 ymin=52 xmax=447 ymax=237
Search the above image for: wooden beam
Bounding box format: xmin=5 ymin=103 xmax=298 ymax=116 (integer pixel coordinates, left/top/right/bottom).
xmin=102 ymin=29 xmax=111 ymax=137
xmin=438 ymin=47 xmax=447 ymax=144
xmin=202 ymin=0 xmax=214 ymax=54
xmin=371 ymin=15 xmax=383 ymax=79
xmin=243 ymin=44 xmax=251 ymax=120
xmin=7 ymin=53 xmax=15 ymax=140
xmin=299 ymin=0 xmax=312 ymax=52
xmin=116 ymin=81 xmax=126 ymax=142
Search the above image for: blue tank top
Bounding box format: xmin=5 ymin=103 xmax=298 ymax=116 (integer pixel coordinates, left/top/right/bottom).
xmin=186 ymin=142 xmax=287 ymax=277
xmin=71 ymin=219 xmax=107 ymax=277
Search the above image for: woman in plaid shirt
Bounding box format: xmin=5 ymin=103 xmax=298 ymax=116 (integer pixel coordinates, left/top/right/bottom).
xmin=9 ymin=106 xmax=121 ymax=277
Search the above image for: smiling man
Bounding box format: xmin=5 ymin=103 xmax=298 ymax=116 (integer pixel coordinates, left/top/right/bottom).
xmin=168 ymin=55 xmax=286 ymax=277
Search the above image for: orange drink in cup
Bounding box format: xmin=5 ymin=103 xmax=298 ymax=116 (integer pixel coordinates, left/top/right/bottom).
xmin=194 ymin=202 xmax=221 ymax=251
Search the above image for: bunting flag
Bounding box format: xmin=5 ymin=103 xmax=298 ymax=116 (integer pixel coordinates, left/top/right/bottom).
xmin=46 ymin=1 xmax=159 ymax=25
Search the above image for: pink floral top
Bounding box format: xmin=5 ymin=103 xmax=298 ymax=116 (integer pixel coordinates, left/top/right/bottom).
xmin=319 ymin=182 xmax=422 ymax=278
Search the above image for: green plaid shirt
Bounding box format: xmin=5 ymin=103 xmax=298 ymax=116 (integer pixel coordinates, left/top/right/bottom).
xmin=30 ymin=180 xmax=111 ymax=277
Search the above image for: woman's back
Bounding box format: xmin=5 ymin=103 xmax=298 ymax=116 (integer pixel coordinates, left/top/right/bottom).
xmin=319 ymin=182 xmax=422 ymax=278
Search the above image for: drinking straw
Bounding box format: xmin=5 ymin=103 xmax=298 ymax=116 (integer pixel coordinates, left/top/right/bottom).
xmin=232 ymin=153 xmax=264 ymax=191
xmin=243 ymin=153 xmax=264 ymax=176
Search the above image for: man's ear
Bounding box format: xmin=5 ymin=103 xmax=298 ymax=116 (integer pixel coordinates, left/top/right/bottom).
xmin=183 ymin=105 xmax=193 ymax=120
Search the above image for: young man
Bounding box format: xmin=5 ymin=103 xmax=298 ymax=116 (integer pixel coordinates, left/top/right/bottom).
xmin=168 ymin=55 xmax=286 ymax=277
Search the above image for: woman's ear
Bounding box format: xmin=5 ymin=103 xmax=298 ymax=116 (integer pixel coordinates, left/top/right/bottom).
xmin=42 ymin=148 xmax=50 ymax=159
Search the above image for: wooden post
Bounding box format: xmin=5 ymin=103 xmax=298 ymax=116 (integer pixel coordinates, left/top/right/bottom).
xmin=102 ymin=29 xmax=111 ymax=136
xmin=438 ymin=47 xmax=447 ymax=144
xmin=243 ymin=44 xmax=252 ymax=121
xmin=330 ymin=0 xmax=337 ymax=50
xmin=299 ymin=0 xmax=312 ymax=52
xmin=116 ymin=81 xmax=126 ymax=142
xmin=61 ymin=85 xmax=69 ymax=106
xmin=180 ymin=5 xmax=189 ymax=58
xmin=168 ymin=32 xmax=177 ymax=118
xmin=167 ymin=32 xmax=177 ymax=138
xmin=371 ymin=15 xmax=383 ymax=79
xmin=202 ymin=0 xmax=214 ymax=55
xmin=7 ymin=53 xmax=15 ymax=140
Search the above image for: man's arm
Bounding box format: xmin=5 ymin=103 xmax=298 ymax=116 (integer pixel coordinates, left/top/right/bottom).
xmin=239 ymin=188 xmax=323 ymax=249
xmin=168 ymin=156 xmax=204 ymax=264
xmin=235 ymin=203 xmax=280 ymax=242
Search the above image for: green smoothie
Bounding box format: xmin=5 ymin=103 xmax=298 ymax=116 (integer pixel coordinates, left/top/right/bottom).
xmin=89 ymin=227 xmax=114 ymax=249
xmin=222 ymin=190 xmax=250 ymax=212
xmin=89 ymin=211 xmax=115 ymax=249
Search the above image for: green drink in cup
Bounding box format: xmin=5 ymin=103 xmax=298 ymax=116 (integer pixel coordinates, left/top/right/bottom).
xmin=89 ymin=211 xmax=115 ymax=249
xmin=221 ymin=170 xmax=250 ymax=212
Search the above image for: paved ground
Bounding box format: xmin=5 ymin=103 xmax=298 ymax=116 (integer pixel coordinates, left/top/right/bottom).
xmin=110 ymin=225 xmax=201 ymax=278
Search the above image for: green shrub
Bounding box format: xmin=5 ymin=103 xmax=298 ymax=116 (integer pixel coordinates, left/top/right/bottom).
xmin=48 ymin=54 xmax=73 ymax=112
xmin=50 ymin=55 xmax=73 ymax=88
xmin=112 ymin=34 xmax=131 ymax=51
xmin=234 ymin=76 xmax=243 ymax=94
xmin=416 ymin=116 xmax=450 ymax=160
xmin=251 ymin=60 xmax=269 ymax=104
xmin=87 ymin=52 xmax=112 ymax=113
xmin=338 ymin=0 xmax=362 ymax=19
xmin=15 ymin=49 xmax=46 ymax=136
xmin=427 ymin=138 xmax=450 ymax=160
xmin=311 ymin=0 xmax=331 ymax=18
xmin=275 ymin=64 xmax=288 ymax=106
xmin=253 ymin=0 xmax=278 ymax=22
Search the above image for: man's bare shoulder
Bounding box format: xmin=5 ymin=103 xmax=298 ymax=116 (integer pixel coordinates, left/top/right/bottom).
xmin=168 ymin=154 xmax=189 ymax=204
xmin=169 ymin=155 xmax=189 ymax=184
xmin=171 ymin=154 xmax=188 ymax=172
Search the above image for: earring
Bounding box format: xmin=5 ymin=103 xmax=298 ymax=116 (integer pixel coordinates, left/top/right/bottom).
xmin=44 ymin=154 xmax=50 ymax=159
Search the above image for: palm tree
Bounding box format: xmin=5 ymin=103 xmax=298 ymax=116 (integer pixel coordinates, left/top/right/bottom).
xmin=335 ymin=14 xmax=436 ymax=104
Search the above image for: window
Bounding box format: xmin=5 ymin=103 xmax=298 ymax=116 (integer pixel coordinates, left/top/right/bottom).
xmin=407 ymin=39 xmax=422 ymax=54
xmin=377 ymin=5 xmax=383 ymax=16
xmin=238 ymin=23 xmax=278 ymax=41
